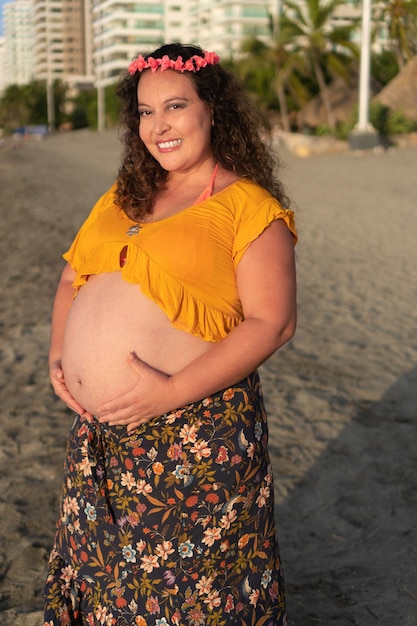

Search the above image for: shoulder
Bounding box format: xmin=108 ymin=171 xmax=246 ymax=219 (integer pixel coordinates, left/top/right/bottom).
xmin=90 ymin=182 xmax=119 ymax=218
xmin=99 ymin=182 xmax=118 ymax=207
xmin=228 ymin=180 xmax=297 ymax=255
xmin=223 ymin=179 xmax=283 ymax=215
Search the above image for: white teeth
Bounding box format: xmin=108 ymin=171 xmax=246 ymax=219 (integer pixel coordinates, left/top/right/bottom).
xmin=158 ymin=139 xmax=183 ymax=149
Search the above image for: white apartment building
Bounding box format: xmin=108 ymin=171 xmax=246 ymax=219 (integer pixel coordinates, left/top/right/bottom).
xmin=92 ymin=0 xmax=165 ymax=87
xmin=92 ymin=0 xmax=280 ymax=87
xmin=33 ymin=0 xmax=64 ymax=81
xmin=2 ymin=0 xmax=35 ymax=89
xmin=61 ymin=0 xmax=94 ymax=86
xmin=33 ymin=0 xmax=94 ymax=88
xmin=186 ymin=0 xmax=276 ymax=58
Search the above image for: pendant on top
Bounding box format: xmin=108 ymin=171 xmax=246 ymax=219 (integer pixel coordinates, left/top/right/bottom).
xmin=126 ymin=224 xmax=141 ymax=237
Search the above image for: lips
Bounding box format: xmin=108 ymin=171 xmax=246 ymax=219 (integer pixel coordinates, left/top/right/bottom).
xmin=157 ymin=139 xmax=183 ymax=150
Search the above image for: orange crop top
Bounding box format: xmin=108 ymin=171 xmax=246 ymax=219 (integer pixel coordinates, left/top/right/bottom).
xmin=63 ymin=178 xmax=297 ymax=342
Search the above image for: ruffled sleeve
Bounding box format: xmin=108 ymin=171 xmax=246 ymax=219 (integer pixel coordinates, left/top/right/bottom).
xmin=232 ymin=196 xmax=297 ymax=268
xmin=63 ymin=184 xmax=118 ymax=271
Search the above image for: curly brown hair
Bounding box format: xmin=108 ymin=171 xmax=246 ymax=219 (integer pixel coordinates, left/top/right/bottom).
xmin=115 ymin=43 xmax=289 ymax=220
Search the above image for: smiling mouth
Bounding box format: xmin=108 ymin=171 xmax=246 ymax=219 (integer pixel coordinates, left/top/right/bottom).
xmin=157 ymin=139 xmax=183 ymax=150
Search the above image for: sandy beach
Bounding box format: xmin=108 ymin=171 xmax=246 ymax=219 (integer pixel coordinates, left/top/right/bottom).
xmin=0 ymin=129 xmax=416 ymax=626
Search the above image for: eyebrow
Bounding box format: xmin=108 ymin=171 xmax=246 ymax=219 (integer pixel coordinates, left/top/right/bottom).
xmin=137 ymin=96 xmax=190 ymax=107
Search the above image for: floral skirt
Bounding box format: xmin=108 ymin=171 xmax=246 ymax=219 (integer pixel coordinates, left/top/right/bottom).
xmin=44 ymin=372 xmax=286 ymax=626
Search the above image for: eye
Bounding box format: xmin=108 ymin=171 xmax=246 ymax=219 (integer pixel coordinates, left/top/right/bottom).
xmin=168 ymin=103 xmax=185 ymax=111
xmin=138 ymin=109 xmax=151 ymax=117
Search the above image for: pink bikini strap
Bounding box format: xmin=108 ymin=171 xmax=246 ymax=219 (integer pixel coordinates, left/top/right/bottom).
xmin=194 ymin=163 xmax=219 ymax=204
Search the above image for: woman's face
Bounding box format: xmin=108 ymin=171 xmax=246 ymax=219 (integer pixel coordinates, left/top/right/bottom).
xmin=137 ymin=69 xmax=214 ymax=174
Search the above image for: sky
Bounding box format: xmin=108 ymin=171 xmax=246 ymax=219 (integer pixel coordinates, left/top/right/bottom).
xmin=0 ymin=0 xmax=8 ymax=36
xmin=0 ymin=0 xmax=5 ymax=36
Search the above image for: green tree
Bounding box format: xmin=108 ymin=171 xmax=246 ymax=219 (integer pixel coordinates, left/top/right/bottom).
xmin=237 ymin=38 xmax=279 ymax=116
xmin=23 ymin=81 xmax=49 ymax=125
xmin=271 ymin=31 xmax=313 ymax=131
xmin=70 ymin=88 xmax=96 ymax=129
xmin=105 ymin=83 xmax=122 ymax=127
xmin=278 ymin=0 xmax=358 ymax=130
xmin=52 ymin=80 xmax=68 ymax=129
xmin=373 ymin=0 xmax=417 ymax=68
xmin=79 ymin=84 xmax=121 ymax=130
xmin=0 ymin=84 xmax=30 ymax=129
xmin=371 ymin=49 xmax=399 ymax=86
xmin=0 ymin=80 xmax=68 ymax=131
xmin=237 ymin=36 xmax=310 ymax=132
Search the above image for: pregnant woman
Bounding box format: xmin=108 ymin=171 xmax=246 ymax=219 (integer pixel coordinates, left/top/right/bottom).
xmin=44 ymin=43 xmax=297 ymax=626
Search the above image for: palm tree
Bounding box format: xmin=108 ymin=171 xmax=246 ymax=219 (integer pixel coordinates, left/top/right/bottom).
xmin=373 ymin=0 xmax=417 ymax=68
xmin=238 ymin=37 xmax=279 ymax=112
xmin=239 ymin=36 xmax=309 ymax=132
xmin=278 ymin=0 xmax=358 ymax=130
xmin=272 ymin=30 xmax=312 ymax=131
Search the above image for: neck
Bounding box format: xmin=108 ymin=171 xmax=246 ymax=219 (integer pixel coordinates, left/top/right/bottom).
xmin=166 ymin=158 xmax=217 ymax=186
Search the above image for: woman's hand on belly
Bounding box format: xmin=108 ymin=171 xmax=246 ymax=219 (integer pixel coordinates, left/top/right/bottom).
xmin=50 ymin=359 xmax=94 ymax=421
xmin=95 ymin=352 xmax=174 ymax=431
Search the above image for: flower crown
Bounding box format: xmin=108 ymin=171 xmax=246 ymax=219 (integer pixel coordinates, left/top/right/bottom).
xmin=128 ymin=50 xmax=220 ymax=75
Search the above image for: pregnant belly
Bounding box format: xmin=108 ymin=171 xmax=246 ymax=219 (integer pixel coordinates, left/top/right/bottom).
xmin=61 ymin=272 xmax=212 ymax=415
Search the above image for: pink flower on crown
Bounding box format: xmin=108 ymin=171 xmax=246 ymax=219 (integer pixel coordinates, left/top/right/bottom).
xmin=128 ymin=50 xmax=220 ymax=75
xmin=135 ymin=55 xmax=149 ymax=70
xmin=172 ymin=56 xmax=184 ymax=71
xmin=128 ymin=54 xmax=147 ymax=74
xmin=160 ymin=55 xmax=172 ymax=71
xmin=127 ymin=59 xmax=138 ymax=74
xmin=183 ymin=59 xmax=195 ymax=72
xmin=147 ymin=57 xmax=160 ymax=73
xmin=128 ymin=54 xmax=146 ymax=74
xmin=194 ymin=56 xmax=208 ymax=69
xmin=205 ymin=51 xmax=220 ymax=65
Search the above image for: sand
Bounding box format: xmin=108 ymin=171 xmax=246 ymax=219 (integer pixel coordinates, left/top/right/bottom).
xmin=0 ymin=129 xmax=416 ymax=625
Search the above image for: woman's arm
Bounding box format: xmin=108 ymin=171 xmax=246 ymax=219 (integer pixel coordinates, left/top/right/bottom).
xmin=49 ymin=263 xmax=93 ymax=418
xmin=96 ymin=220 xmax=296 ymax=430
xmin=169 ymin=218 xmax=296 ymax=399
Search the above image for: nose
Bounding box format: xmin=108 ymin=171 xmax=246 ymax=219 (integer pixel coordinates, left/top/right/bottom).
xmin=152 ymin=112 xmax=170 ymax=134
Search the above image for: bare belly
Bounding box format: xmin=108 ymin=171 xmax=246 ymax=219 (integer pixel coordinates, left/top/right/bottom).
xmin=61 ymin=272 xmax=213 ymax=414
